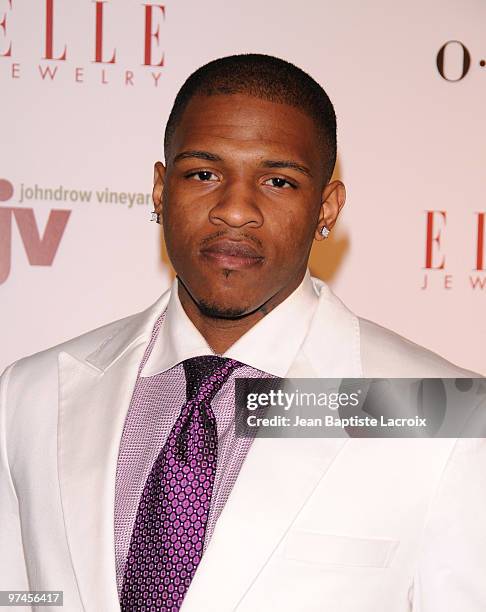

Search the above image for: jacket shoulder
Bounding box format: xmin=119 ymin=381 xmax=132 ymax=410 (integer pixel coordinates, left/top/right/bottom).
xmin=358 ymin=317 xmax=478 ymax=378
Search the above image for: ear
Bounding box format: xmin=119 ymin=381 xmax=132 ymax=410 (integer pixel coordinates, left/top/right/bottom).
xmin=314 ymin=180 xmax=346 ymax=241
xmin=152 ymin=161 xmax=166 ymax=216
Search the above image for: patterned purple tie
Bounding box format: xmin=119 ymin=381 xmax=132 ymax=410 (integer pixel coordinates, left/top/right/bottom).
xmin=120 ymin=356 xmax=242 ymax=612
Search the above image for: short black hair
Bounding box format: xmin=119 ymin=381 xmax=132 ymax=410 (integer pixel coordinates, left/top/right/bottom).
xmin=164 ymin=53 xmax=337 ymax=183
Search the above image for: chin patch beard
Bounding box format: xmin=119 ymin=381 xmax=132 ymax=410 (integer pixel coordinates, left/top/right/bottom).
xmin=197 ymin=299 xmax=248 ymax=320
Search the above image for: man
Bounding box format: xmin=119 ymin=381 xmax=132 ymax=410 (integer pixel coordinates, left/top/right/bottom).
xmin=0 ymin=54 xmax=484 ymax=612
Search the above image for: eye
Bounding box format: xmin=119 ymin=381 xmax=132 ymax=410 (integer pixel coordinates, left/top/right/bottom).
xmin=263 ymin=177 xmax=296 ymax=189
xmin=186 ymin=170 xmax=218 ymax=182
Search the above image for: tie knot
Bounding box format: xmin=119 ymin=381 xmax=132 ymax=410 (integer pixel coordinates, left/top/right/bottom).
xmin=183 ymin=356 xmax=241 ymax=402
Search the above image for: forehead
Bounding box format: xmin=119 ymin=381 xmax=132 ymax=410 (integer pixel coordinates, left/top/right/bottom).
xmin=169 ymin=93 xmax=322 ymax=169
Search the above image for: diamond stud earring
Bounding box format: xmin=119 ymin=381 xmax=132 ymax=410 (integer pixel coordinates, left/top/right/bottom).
xmin=320 ymin=225 xmax=330 ymax=238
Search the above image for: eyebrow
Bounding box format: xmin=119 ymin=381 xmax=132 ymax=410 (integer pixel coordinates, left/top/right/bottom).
xmin=173 ymin=150 xmax=222 ymax=163
xmin=173 ymin=150 xmax=313 ymax=178
xmin=260 ymin=159 xmax=312 ymax=178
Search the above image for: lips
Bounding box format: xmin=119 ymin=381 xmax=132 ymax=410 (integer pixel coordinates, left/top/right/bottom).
xmin=200 ymin=239 xmax=264 ymax=269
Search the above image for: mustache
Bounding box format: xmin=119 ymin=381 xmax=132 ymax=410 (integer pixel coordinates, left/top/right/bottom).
xmin=199 ymin=230 xmax=264 ymax=251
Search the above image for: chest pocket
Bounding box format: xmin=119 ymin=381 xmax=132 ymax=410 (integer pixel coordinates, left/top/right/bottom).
xmin=283 ymin=529 xmax=399 ymax=568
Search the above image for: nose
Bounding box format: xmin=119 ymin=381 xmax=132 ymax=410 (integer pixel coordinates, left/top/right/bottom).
xmin=208 ymin=178 xmax=264 ymax=229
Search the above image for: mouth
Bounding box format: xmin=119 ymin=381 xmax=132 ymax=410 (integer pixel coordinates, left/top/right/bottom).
xmin=200 ymin=239 xmax=264 ymax=270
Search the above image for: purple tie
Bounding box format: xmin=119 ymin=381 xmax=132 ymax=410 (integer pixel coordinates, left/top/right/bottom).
xmin=120 ymin=356 xmax=242 ymax=612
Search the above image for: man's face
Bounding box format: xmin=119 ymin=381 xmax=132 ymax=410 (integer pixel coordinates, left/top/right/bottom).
xmin=155 ymin=93 xmax=344 ymax=318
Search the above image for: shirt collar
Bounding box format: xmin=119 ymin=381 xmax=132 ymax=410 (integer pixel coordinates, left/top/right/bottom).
xmin=140 ymin=269 xmax=319 ymax=378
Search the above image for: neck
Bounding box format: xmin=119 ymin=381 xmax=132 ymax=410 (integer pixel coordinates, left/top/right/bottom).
xmin=177 ymin=274 xmax=305 ymax=354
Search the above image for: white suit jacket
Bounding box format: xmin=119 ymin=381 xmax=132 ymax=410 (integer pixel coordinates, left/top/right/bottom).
xmin=1 ymin=278 xmax=485 ymax=611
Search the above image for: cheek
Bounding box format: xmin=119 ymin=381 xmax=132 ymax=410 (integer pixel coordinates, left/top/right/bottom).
xmin=267 ymin=205 xmax=316 ymax=252
xmin=162 ymin=208 xmax=193 ymax=261
xmin=163 ymin=196 xmax=201 ymax=241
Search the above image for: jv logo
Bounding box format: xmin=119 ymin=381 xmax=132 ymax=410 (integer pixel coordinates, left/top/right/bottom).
xmin=0 ymin=178 xmax=70 ymax=284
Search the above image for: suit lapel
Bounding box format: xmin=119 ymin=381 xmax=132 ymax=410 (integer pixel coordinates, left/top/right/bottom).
xmin=181 ymin=278 xmax=362 ymax=611
xmin=57 ymin=292 xmax=170 ymax=611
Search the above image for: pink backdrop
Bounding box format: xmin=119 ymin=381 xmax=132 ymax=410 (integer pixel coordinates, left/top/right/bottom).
xmin=1 ymin=0 xmax=484 ymax=374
